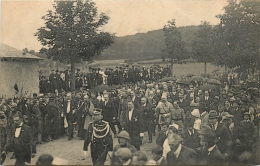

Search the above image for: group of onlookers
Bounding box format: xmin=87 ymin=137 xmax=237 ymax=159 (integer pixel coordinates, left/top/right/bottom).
xmin=0 ymin=69 xmax=259 ymax=165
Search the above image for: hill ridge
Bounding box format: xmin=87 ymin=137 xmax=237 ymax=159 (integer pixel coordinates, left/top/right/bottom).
xmin=96 ymin=25 xmax=199 ymax=60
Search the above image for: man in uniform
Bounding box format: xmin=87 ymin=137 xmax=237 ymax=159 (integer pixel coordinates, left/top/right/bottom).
xmin=99 ymin=94 xmax=117 ymax=137
xmin=171 ymin=100 xmax=186 ymax=131
xmin=83 ymin=109 xmax=113 ymax=165
xmin=112 ymin=130 xmax=137 ymax=154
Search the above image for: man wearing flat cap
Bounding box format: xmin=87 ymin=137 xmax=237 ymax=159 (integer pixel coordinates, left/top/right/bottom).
xmin=208 ymin=110 xmax=232 ymax=158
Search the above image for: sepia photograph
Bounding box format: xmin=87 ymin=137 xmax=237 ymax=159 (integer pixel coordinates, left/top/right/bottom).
xmin=1 ymin=0 xmax=260 ymax=165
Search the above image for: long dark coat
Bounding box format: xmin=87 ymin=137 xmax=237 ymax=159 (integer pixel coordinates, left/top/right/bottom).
xmin=166 ymin=145 xmax=198 ymax=165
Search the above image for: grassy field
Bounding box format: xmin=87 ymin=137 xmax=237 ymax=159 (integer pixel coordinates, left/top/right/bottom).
xmin=39 ymin=59 xmax=225 ymax=78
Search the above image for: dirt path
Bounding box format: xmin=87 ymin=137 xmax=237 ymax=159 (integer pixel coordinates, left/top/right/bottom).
xmin=3 ymin=132 xmax=156 ymax=165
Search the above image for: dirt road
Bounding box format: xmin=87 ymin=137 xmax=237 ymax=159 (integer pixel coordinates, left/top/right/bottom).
xmin=3 ymin=132 xmax=156 ymax=165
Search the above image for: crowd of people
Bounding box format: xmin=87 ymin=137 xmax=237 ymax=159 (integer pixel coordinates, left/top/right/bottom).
xmin=0 ymin=67 xmax=259 ymax=165
xmin=39 ymin=65 xmax=171 ymax=93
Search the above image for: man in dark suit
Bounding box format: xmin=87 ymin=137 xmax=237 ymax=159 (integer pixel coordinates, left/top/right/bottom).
xmin=121 ymin=100 xmax=144 ymax=150
xmin=178 ymin=93 xmax=189 ymax=114
xmin=169 ymin=88 xmax=179 ymax=104
xmin=130 ymin=91 xmax=141 ymax=111
xmin=166 ymin=133 xmax=198 ymax=165
xmin=140 ymin=97 xmax=154 ymax=143
xmin=99 ymin=94 xmax=117 ymax=137
xmin=208 ymin=110 xmax=232 ymax=156
xmin=3 ymin=114 xmax=33 ymax=165
xmin=181 ymin=117 xmax=200 ymax=152
xmin=156 ymin=122 xmax=169 ymax=147
xmin=201 ymin=91 xmax=212 ymax=112
xmin=49 ymin=70 xmax=57 ymax=93
xmin=201 ymin=131 xmax=225 ymax=165
xmin=151 ymin=145 xmax=167 ymax=165
xmin=63 ymin=93 xmax=77 ymax=140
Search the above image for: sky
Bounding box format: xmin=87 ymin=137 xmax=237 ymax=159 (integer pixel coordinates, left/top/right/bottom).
xmin=1 ymin=0 xmax=228 ymax=51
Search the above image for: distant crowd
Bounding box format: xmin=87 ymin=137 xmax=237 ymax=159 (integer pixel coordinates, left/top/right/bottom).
xmin=0 ymin=67 xmax=260 ymax=165
xmin=39 ymin=65 xmax=171 ymax=93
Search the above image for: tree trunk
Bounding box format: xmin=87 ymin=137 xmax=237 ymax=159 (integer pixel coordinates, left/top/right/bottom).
xmin=70 ymin=61 xmax=75 ymax=91
xmin=171 ymin=62 xmax=174 ymax=76
xmin=204 ymin=62 xmax=207 ymax=73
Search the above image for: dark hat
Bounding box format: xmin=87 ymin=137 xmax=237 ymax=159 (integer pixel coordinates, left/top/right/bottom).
xmin=241 ymin=97 xmax=248 ymax=102
xmin=199 ymin=102 xmax=206 ymax=111
xmin=208 ymin=110 xmax=219 ymax=119
xmin=77 ymin=69 xmax=80 ymax=71
xmin=198 ymin=125 xmax=212 ymax=135
xmin=214 ymin=96 xmax=219 ymax=100
xmin=7 ymin=98 xmax=13 ymax=103
xmin=56 ymin=70 xmax=59 ymax=72
xmin=36 ymin=154 xmax=54 ymax=165
xmin=151 ymin=145 xmax=163 ymax=155
xmin=185 ymin=117 xmax=195 ymax=127
xmin=204 ymin=132 xmax=218 ymax=143
xmin=93 ymin=108 xmax=102 ymax=115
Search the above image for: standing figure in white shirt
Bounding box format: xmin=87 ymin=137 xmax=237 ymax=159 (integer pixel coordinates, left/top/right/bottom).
xmin=121 ymin=101 xmax=144 ymax=150
xmin=2 ymin=114 xmax=33 ymax=165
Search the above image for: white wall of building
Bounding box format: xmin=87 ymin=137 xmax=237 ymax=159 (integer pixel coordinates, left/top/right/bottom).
xmin=0 ymin=60 xmax=39 ymax=98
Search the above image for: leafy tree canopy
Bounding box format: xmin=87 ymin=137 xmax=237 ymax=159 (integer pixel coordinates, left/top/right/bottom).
xmin=35 ymin=0 xmax=114 ymax=64
xmin=215 ymin=0 xmax=260 ymax=69
xmin=35 ymin=0 xmax=114 ymax=90
xmin=161 ymin=19 xmax=189 ymax=64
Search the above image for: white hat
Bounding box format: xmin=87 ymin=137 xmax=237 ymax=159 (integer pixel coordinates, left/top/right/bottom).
xmin=191 ymin=109 xmax=200 ymax=118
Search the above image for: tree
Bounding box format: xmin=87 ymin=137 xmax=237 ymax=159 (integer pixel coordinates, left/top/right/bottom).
xmin=161 ymin=19 xmax=189 ymax=76
xmin=215 ymin=0 xmax=260 ymax=73
xmin=22 ymin=48 xmax=36 ymax=55
xmin=191 ymin=21 xmax=214 ymax=73
xmin=35 ymin=0 xmax=114 ymax=90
